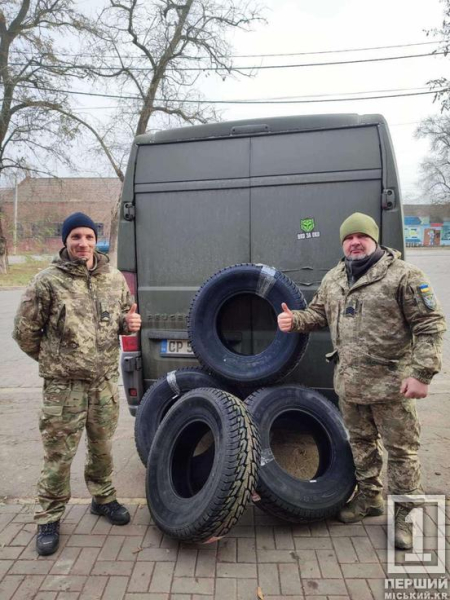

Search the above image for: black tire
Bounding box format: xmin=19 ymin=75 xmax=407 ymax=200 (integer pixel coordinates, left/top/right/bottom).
xmin=245 ymin=385 xmax=356 ymax=523
xmin=134 ymin=368 xmax=229 ymax=466
xmin=146 ymin=388 xmax=260 ymax=543
xmin=188 ymin=264 xmax=309 ymax=387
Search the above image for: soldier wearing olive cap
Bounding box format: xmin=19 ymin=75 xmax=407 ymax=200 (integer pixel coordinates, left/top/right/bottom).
xmin=13 ymin=212 xmax=142 ymax=556
xmin=278 ymin=212 xmax=446 ymax=550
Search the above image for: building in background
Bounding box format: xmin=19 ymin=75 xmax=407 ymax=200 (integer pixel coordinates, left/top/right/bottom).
xmin=0 ymin=177 xmax=121 ymax=254
xmin=1 ymin=181 xmax=449 ymax=254
xmin=403 ymin=204 xmax=450 ymax=247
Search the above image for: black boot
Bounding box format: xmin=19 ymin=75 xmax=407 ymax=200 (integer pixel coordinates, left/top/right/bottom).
xmin=90 ymin=500 xmax=130 ymax=525
xmin=36 ymin=521 xmax=60 ymax=556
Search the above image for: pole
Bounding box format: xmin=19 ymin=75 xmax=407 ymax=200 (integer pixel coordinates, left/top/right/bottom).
xmin=13 ymin=177 xmax=18 ymax=255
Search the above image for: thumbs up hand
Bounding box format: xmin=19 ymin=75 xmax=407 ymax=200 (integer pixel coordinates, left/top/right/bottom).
xmin=125 ymin=303 xmax=142 ymax=332
xmin=278 ymin=302 xmax=294 ymax=332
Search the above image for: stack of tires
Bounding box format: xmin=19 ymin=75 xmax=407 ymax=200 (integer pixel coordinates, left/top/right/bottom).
xmin=135 ymin=264 xmax=355 ymax=543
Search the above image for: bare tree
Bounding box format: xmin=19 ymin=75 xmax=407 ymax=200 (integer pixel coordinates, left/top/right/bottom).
xmin=0 ymin=1 xmax=99 ymax=180
xmin=80 ymin=0 xmax=264 ymax=253
xmin=89 ymin=0 xmax=263 ymax=135
xmin=416 ymin=115 xmax=450 ymax=206
xmin=1 ymin=0 xmax=264 ymax=260
xmin=425 ymin=0 xmax=450 ymax=110
xmin=0 ymin=212 xmax=7 ymax=274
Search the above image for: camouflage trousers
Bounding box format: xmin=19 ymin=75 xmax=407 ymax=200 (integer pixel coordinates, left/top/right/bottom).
xmin=339 ymin=397 xmax=423 ymax=504
xmin=34 ymin=376 xmax=120 ymax=524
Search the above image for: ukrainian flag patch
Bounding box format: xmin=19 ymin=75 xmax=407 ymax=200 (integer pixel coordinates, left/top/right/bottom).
xmin=418 ymin=283 xmax=436 ymax=310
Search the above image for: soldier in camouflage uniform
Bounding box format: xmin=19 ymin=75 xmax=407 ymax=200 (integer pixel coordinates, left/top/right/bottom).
xmin=13 ymin=213 xmax=142 ymax=556
xmin=278 ymin=212 xmax=446 ymax=549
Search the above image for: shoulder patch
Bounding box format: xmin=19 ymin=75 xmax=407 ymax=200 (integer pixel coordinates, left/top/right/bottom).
xmin=418 ymin=283 xmax=436 ymax=310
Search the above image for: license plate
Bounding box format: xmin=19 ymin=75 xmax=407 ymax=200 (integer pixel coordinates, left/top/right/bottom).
xmin=160 ymin=339 xmax=194 ymax=357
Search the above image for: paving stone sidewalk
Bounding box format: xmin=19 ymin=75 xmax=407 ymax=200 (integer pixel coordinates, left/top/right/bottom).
xmin=0 ymin=500 xmax=448 ymax=600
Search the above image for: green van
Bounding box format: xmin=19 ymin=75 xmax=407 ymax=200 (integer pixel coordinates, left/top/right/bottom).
xmin=117 ymin=113 xmax=405 ymax=415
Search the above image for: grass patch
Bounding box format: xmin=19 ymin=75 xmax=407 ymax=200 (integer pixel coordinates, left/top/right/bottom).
xmin=0 ymin=258 xmax=51 ymax=287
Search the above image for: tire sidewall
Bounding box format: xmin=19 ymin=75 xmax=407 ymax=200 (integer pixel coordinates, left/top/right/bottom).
xmin=146 ymin=388 xmax=257 ymax=540
xmin=246 ymin=385 xmax=355 ymax=514
xmin=189 ymin=265 xmax=308 ymax=385
xmin=135 ymin=369 xmax=228 ymax=465
xmin=147 ymin=394 xmax=226 ymax=530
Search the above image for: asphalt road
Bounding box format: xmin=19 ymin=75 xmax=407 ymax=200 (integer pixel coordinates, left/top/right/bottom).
xmin=0 ymin=248 xmax=449 ymax=503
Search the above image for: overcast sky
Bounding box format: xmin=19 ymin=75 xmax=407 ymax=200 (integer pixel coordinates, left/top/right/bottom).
xmin=48 ymin=0 xmax=450 ymax=201
xmin=204 ymin=0 xmax=448 ymax=202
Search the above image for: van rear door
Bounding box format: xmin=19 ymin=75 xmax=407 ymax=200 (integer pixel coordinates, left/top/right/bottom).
xmin=248 ymin=124 xmax=383 ymax=391
xmin=134 ymin=136 xmax=251 ymax=383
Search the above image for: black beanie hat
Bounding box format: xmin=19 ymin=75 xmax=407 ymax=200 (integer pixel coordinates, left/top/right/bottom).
xmin=62 ymin=212 xmax=98 ymax=245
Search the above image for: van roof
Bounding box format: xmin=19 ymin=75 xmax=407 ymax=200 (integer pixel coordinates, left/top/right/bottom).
xmin=135 ymin=113 xmax=387 ymax=145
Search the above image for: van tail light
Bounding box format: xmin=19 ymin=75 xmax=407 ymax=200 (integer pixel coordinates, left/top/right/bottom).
xmin=121 ymin=335 xmax=139 ymax=351
xmin=122 ymin=271 xmax=137 ymax=297
xmin=120 ymin=270 xmax=140 ymax=351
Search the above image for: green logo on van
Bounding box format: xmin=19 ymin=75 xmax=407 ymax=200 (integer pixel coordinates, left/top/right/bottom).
xmin=300 ymin=218 xmax=315 ymax=233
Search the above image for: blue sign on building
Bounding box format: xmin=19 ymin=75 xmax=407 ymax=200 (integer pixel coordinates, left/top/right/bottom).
xmin=403 ymin=214 xmax=448 ymax=246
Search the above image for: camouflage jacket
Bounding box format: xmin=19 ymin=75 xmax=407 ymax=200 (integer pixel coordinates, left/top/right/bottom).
xmin=13 ymin=250 xmax=132 ymax=381
xmin=291 ymin=247 xmax=446 ymax=403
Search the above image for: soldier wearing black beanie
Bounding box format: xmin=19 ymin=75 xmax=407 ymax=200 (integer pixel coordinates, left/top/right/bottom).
xmin=13 ymin=211 xmax=142 ymax=557
xmin=61 ymin=212 xmax=98 ymax=245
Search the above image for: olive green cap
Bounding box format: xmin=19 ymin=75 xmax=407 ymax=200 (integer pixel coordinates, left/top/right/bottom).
xmin=340 ymin=212 xmax=379 ymax=244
